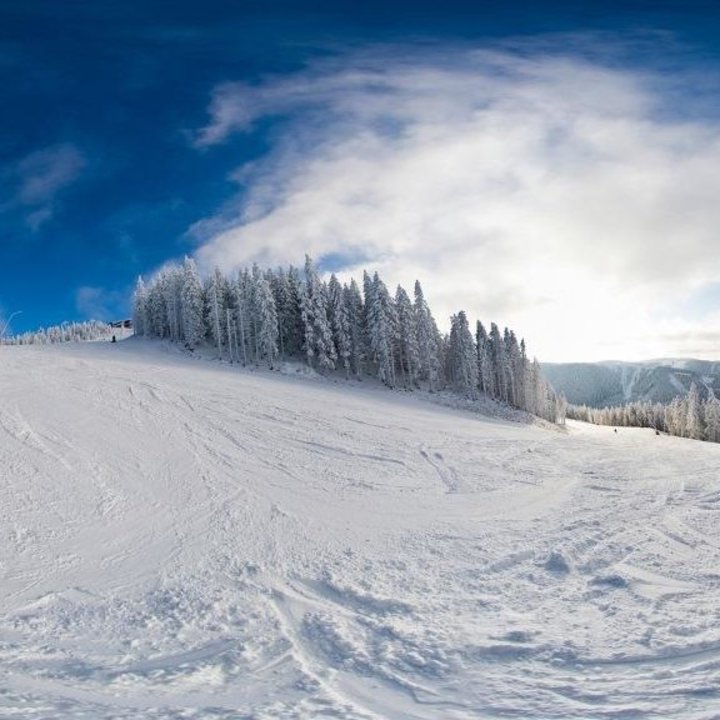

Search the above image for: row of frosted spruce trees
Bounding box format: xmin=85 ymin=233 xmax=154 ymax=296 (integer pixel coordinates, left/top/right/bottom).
xmin=133 ymin=256 xmax=566 ymax=424
xmin=0 ymin=320 xmax=114 ymax=346
xmin=567 ymin=384 xmax=720 ymax=443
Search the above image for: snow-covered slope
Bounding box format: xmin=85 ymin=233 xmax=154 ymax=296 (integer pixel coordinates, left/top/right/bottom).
xmin=2 ymin=339 xmax=720 ymax=719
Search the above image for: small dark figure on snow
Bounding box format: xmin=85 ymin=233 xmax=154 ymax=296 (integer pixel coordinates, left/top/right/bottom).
xmin=614 ymin=428 xmax=617 ymax=434
xmin=111 ymin=335 xmax=116 ymax=343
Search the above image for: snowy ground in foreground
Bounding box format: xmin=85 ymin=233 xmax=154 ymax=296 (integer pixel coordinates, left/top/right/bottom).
xmin=1 ymin=339 xmax=720 ymax=719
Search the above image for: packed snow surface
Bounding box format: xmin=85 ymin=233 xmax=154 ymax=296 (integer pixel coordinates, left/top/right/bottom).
xmin=2 ymin=339 xmax=720 ymax=719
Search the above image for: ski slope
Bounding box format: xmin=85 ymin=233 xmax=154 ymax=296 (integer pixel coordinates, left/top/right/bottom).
xmin=1 ymin=339 xmax=720 ymax=719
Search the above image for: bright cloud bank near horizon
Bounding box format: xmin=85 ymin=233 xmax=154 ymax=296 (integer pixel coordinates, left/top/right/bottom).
xmin=187 ymin=42 xmax=720 ymax=363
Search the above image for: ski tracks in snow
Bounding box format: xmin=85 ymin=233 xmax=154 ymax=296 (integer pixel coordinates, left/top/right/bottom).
xmin=2 ymin=342 xmax=720 ymax=718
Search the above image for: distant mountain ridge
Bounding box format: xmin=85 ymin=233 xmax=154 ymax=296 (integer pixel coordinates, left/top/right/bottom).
xmin=542 ymin=359 xmax=720 ymax=408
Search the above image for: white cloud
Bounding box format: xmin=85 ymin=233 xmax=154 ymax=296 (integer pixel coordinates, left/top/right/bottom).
xmin=75 ymin=286 xmax=124 ymax=321
xmin=191 ymin=44 xmax=720 ymax=362
xmin=2 ymin=143 xmax=85 ymax=231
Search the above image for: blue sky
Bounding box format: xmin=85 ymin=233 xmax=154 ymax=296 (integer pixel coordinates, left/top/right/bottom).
xmin=2 ymin=1 xmax=720 ymax=360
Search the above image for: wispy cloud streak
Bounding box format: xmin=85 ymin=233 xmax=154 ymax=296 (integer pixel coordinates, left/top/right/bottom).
xmin=2 ymin=143 xmax=86 ymax=231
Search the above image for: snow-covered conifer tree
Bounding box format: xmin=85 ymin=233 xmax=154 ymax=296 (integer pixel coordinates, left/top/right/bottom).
xmin=503 ymin=330 xmax=526 ymax=408
xmin=413 ymin=280 xmax=441 ymax=391
xmin=234 ymin=269 xmax=252 ymax=366
xmin=327 ymin=274 xmax=352 ymax=378
xmin=502 ymin=328 xmax=516 ymax=405
xmin=181 ymin=257 xmax=205 ymax=349
xmin=517 ymin=338 xmax=528 ymax=409
xmin=255 ymin=276 xmax=279 ymax=367
xmin=685 ymin=383 xmax=703 ymax=440
xmin=489 ymin=323 xmax=508 ymax=402
xmin=448 ymin=311 xmax=478 ymax=398
xmin=162 ymin=267 xmax=184 ymax=344
xmin=300 ymin=256 xmax=336 ymax=371
xmin=205 ymin=268 xmax=228 ymax=358
xmin=367 ymin=272 xmax=397 ymax=387
xmin=666 ymin=396 xmax=684 ymax=436
xmin=269 ymin=267 xmax=303 ymax=360
xmin=475 ymin=320 xmax=493 ymax=397
xmin=281 ymin=266 xmax=305 ymax=357
xmin=146 ymin=278 xmax=168 ymax=338
xmin=362 ymin=270 xmax=375 ymax=367
xmin=344 ymin=279 xmax=366 ymax=378
xmin=133 ymin=277 xmax=149 ymax=336
xmin=704 ymin=398 xmax=720 ymax=442
xmin=394 ymin=285 xmax=421 ymax=388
